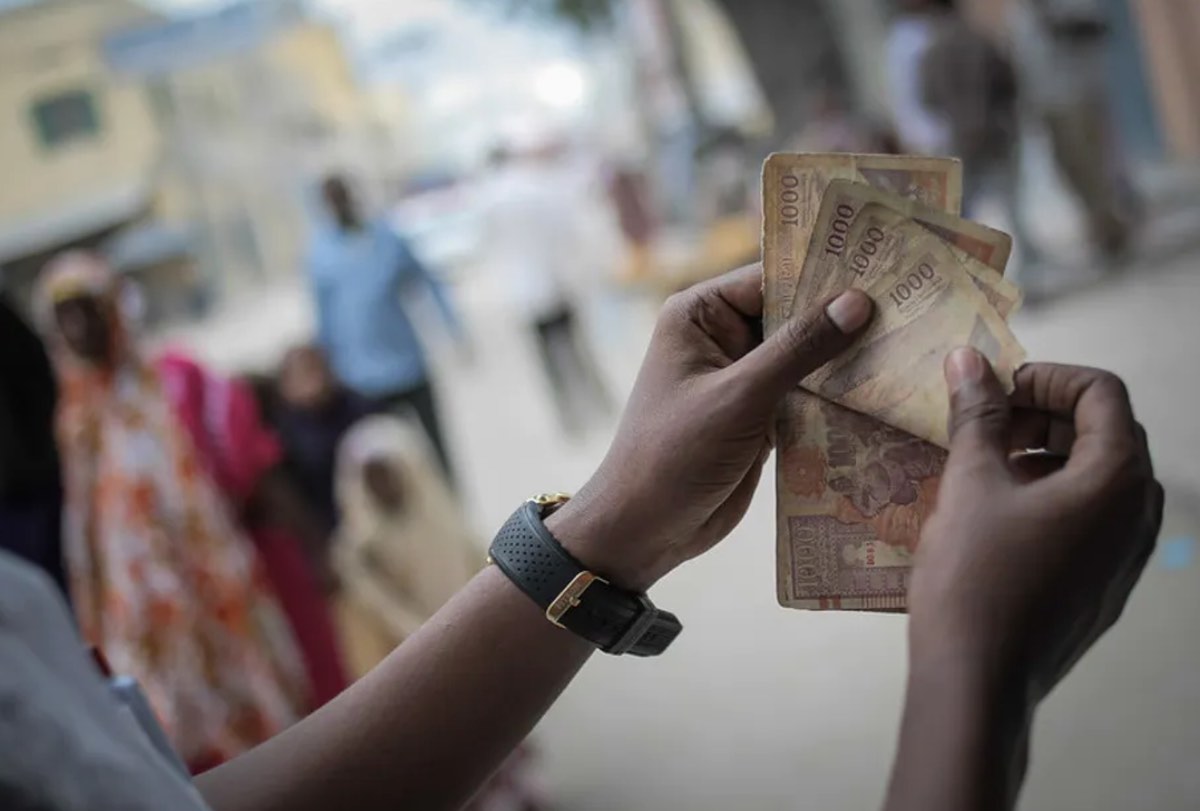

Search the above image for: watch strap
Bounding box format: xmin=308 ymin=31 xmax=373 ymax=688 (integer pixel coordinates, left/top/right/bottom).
xmin=489 ymin=501 xmax=682 ymax=657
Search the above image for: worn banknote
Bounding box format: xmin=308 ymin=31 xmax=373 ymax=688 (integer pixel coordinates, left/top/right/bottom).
xmin=804 ymin=219 xmax=1026 ymax=448
xmin=791 ymin=180 xmax=1017 ymax=318
xmin=764 ymin=154 xmax=1021 ymax=611
xmin=761 ymin=153 xmax=963 ymax=337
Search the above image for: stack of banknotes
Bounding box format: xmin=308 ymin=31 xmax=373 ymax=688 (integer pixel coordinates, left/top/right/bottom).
xmin=763 ymin=153 xmax=1026 ymax=611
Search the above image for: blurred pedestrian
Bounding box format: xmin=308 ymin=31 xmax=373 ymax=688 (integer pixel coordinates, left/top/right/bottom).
xmin=308 ymin=174 xmax=465 ymax=483
xmin=1010 ymin=0 xmax=1137 ymax=261
xmin=331 ymin=414 xmax=546 ymax=809
xmin=790 ymin=85 xmax=883 ymax=155
xmin=37 ymin=251 xmax=307 ymax=771
xmin=483 ymin=144 xmax=614 ymax=436
xmin=0 ymin=295 xmax=67 ymax=599
xmin=331 ymin=415 xmax=481 ymax=674
xmin=605 ymin=164 xmax=657 ymax=281
xmin=887 ymin=0 xmax=954 ymax=158
xmin=157 ymin=351 xmax=349 ymax=708
xmin=270 ymin=344 xmax=374 ymax=539
xmin=918 ymin=0 xmax=1040 ymax=265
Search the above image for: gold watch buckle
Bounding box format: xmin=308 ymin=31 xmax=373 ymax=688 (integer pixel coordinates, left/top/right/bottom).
xmin=530 ymin=492 xmax=572 ymax=509
xmin=546 ymin=570 xmax=608 ymax=628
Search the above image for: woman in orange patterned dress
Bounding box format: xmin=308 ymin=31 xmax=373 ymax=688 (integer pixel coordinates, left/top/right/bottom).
xmin=36 ymin=251 xmax=308 ymax=772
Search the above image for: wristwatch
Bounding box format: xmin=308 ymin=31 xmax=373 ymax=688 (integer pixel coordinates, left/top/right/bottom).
xmin=488 ymin=494 xmax=682 ymax=657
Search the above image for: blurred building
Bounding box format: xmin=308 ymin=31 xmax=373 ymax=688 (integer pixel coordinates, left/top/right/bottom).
xmin=0 ymin=0 xmax=393 ymax=318
xmin=0 ymin=0 xmax=161 ymax=304
xmin=961 ymin=0 xmax=1200 ymax=161
xmin=105 ymin=0 xmax=392 ymax=313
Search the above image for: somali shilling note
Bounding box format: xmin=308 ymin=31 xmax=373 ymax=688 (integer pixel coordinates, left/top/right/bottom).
xmin=804 ymin=219 xmax=1026 ymax=448
xmin=763 ymin=156 xmax=982 ymax=611
xmin=791 ymin=180 xmax=1017 ymax=319
xmin=761 ymin=153 xmax=963 ymax=338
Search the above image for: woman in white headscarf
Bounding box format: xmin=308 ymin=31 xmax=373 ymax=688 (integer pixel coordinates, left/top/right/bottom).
xmin=332 ymin=415 xmax=547 ymax=810
xmin=332 ymin=415 xmax=483 ymax=672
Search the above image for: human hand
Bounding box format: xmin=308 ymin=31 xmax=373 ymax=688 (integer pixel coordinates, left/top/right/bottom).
xmin=547 ymin=264 xmax=873 ymax=591
xmin=909 ymin=350 xmax=1163 ymax=702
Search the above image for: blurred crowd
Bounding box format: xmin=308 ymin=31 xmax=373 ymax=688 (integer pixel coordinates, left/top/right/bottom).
xmin=0 ymin=145 xmax=627 ymax=807
xmin=0 ymin=0 xmax=1165 ymax=803
xmin=795 ymin=0 xmax=1141 ymax=285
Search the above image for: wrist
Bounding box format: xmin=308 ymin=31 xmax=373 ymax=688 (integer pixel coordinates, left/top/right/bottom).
xmin=907 ymin=616 xmax=1036 ymax=752
xmin=892 ymin=631 xmax=1035 ymax=811
xmin=543 ymin=490 xmax=667 ymax=593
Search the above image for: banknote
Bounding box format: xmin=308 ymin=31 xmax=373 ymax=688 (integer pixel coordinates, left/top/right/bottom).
xmin=789 ymin=180 xmax=1012 ymax=318
xmin=840 ymin=200 xmax=1022 ymax=319
xmin=767 ymin=155 xmax=1018 ymax=612
xmin=804 ymin=220 xmax=1026 ymax=448
xmin=776 ymin=393 xmax=943 ymax=610
xmin=762 ymin=153 xmax=963 ymax=337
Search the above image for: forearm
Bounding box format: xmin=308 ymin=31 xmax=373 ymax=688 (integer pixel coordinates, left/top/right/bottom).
xmin=198 ymin=565 xmax=591 ymax=811
xmin=883 ymin=636 xmax=1032 ymax=811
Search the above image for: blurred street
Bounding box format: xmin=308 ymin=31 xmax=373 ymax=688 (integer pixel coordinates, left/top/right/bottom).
xmin=163 ymin=195 xmax=1200 ymax=809
xmin=5 ymin=0 xmax=1200 ymax=806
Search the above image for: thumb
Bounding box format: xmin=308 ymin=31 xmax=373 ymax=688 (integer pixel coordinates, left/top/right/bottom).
xmin=736 ymin=290 xmax=872 ymax=403
xmin=945 ymin=347 xmax=1011 ymax=470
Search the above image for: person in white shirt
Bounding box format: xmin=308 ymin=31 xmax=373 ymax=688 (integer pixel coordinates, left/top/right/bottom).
xmin=480 ymin=142 xmax=614 ymax=435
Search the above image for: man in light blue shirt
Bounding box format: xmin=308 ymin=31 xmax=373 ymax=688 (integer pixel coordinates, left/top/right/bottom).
xmin=307 ymin=175 xmax=462 ymax=480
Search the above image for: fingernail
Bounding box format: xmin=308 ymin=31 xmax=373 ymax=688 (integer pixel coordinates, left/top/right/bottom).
xmin=945 ymin=346 xmax=985 ymax=391
xmin=825 ymin=291 xmax=871 ymax=334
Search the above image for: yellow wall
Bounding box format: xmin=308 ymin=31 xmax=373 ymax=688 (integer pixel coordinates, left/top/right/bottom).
xmin=267 ymin=23 xmax=365 ymax=131
xmin=0 ymin=0 xmax=161 ymax=232
xmin=144 ymin=19 xmax=374 ymax=287
xmin=0 ymin=4 xmax=384 ymax=293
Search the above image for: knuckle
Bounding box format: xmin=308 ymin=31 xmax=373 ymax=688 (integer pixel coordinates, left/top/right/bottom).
xmin=1096 ymin=437 xmax=1146 ymax=490
xmin=661 ymin=289 xmax=694 ymax=320
xmin=657 ymin=291 xmax=696 ymax=334
xmin=950 ymin=397 xmax=1007 ymax=436
xmin=1092 ymin=370 xmax=1131 ymax=405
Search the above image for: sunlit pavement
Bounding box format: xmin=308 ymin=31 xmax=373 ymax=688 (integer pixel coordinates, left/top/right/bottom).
xmin=166 ymin=201 xmax=1200 ymax=810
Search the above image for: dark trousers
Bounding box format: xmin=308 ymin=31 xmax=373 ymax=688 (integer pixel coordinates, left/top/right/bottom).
xmin=532 ymin=306 xmax=612 ymax=434
xmin=377 ymin=380 xmax=455 ymax=486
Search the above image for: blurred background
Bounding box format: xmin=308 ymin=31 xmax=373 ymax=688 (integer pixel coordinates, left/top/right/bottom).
xmin=2 ymin=0 xmax=1199 ymax=808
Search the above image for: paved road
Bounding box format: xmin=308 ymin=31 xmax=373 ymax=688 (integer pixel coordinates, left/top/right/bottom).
xmin=168 ymin=208 xmax=1200 ymax=810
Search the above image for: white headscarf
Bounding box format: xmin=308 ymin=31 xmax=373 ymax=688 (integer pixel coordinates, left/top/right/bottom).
xmin=334 ymin=416 xmax=483 ymax=638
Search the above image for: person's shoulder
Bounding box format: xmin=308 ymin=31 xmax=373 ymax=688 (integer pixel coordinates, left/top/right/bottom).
xmin=307 ymin=228 xmax=346 ymax=278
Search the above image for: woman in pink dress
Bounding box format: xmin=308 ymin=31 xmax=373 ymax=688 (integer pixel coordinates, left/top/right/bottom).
xmin=157 ymin=351 xmax=349 ymax=709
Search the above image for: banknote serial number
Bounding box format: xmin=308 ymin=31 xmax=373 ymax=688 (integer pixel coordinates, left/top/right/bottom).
xmin=887 ymin=263 xmax=938 ymax=307
xmin=821 ymin=203 xmax=857 ymax=259
xmin=778 ymin=174 xmax=801 ymax=226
